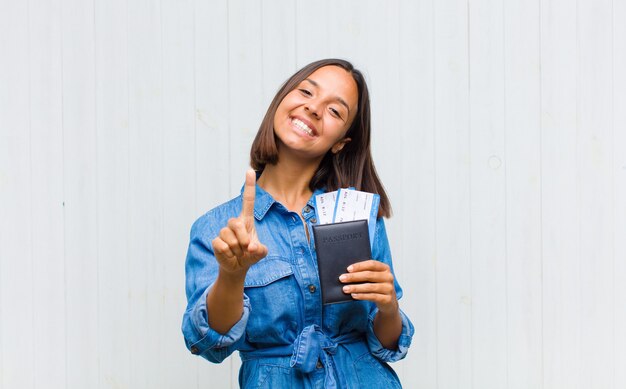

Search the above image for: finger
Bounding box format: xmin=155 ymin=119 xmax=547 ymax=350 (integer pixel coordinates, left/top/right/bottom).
xmin=342 ymin=282 xmax=394 ymax=295
xmin=227 ymin=217 xmax=250 ymax=250
xmin=212 ymin=237 xmax=236 ymax=260
xmin=350 ymin=292 xmax=396 ymax=307
xmin=347 ymin=259 xmax=389 ymax=273
xmin=241 ymin=169 xmax=257 ymax=219
xmin=339 ymin=270 xmax=394 ymax=284
xmin=219 ymin=226 xmax=244 ymax=258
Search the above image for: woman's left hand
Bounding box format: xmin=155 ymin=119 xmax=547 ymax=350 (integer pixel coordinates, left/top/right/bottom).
xmin=339 ymin=260 xmax=399 ymax=314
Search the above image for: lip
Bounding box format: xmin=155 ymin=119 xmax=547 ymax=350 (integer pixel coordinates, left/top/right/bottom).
xmin=290 ymin=115 xmax=318 ymax=137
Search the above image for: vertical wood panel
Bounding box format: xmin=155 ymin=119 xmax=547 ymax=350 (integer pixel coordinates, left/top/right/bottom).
xmin=61 ymin=0 xmax=99 ymax=386
xmin=194 ymin=0 xmax=233 ymax=386
xmin=504 ymin=0 xmax=543 ymax=387
xmin=228 ymin=0 xmax=263 ymax=196
xmin=195 ymin=0 xmax=231 ymax=214
xmin=434 ymin=1 xmax=472 ymax=387
xmin=127 ymin=1 xmax=165 ymax=388
xmin=396 ymin=1 xmax=437 ymax=387
xmin=614 ymin=2 xmax=626 ymax=387
xmin=95 ymin=0 xmax=131 ymax=387
xmin=468 ymin=0 xmax=507 ymax=387
xmin=29 ymin=0 xmax=66 ymax=387
xmin=578 ymin=1 xmax=614 ymax=387
xmin=160 ymin=0 xmax=198 ymax=387
xmin=540 ymin=0 xmax=580 ymax=387
xmin=0 ymin=2 xmax=34 ymax=388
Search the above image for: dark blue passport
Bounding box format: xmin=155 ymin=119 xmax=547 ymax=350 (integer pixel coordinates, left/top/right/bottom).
xmin=312 ymin=220 xmax=371 ymax=304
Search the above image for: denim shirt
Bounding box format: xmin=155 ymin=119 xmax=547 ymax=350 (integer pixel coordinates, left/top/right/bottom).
xmin=182 ymin=183 xmax=414 ymax=388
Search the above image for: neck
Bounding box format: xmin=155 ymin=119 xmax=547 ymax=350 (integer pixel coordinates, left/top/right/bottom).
xmin=257 ymin=151 xmax=322 ymax=213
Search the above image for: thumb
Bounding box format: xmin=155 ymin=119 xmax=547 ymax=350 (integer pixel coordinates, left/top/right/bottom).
xmin=241 ymin=169 xmax=257 ymax=219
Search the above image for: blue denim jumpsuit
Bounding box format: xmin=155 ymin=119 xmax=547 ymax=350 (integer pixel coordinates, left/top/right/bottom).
xmin=182 ymin=183 xmax=414 ymax=388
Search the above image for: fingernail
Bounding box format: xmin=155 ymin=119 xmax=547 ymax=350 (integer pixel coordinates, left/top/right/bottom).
xmin=347 ymin=265 xmax=354 ymax=272
xmin=343 ymin=286 xmax=350 ymax=293
xmin=339 ymin=274 xmax=347 ymax=282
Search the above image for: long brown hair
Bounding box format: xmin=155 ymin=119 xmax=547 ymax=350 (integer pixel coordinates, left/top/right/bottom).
xmin=250 ymin=58 xmax=391 ymax=218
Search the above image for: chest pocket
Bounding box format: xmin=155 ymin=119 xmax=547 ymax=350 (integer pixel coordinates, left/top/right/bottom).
xmin=244 ymin=257 xmax=299 ymax=344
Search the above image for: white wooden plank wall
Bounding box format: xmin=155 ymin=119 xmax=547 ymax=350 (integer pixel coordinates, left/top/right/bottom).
xmin=0 ymin=1 xmax=624 ymax=388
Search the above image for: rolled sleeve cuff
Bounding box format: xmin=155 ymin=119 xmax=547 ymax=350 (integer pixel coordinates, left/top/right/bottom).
xmin=366 ymin=307 xmax=414 ymax=363
xmin=182 ymin=284 xmax=250 ymax=360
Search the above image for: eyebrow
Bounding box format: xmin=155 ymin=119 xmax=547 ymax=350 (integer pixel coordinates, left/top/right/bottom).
xmin=304 ymin=78 xmax=351 ymax=116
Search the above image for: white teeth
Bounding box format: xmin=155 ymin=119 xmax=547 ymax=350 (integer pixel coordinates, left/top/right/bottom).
xmin=292 ymin=118 xmax=314 ymax=136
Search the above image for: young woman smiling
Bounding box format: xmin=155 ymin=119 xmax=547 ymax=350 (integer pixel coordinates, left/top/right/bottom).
xmin=182 ymin=59 xmax=414 ymax=388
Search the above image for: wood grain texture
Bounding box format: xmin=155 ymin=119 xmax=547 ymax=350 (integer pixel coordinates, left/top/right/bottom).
xmin=61 ymin=0 xmax=99 ymax=386
xmin=29 ymin=0 xmax=66 ymax=387
xmin=94 ymin=0 xmax=131 ymax=387
xmin=434 ymin=1 xmax=472 ymax=387
xmin=540 ymin=0 xmax=580 ymax=388
xmin=504 ymin=0 xmax=543 ymax=388
xmin=127 ymin=1 xmax=165 ymax=388
xmin=0 ymin=2 xmax=33 ymax=388
xmin=469 ymin=0 xmax=507 ymax=387
xmin=578 ymin=1 xmax=615 ymax=387
xmin=614 ymin=2 xmax=626 ymax=388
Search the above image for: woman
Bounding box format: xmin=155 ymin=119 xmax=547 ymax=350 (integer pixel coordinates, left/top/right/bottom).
xmin=182 ymin=59 xmax=414 ymax=388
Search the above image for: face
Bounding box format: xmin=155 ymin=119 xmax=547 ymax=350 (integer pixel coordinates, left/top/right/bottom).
xmin=273 ymin=65 xmax=359 ymax=160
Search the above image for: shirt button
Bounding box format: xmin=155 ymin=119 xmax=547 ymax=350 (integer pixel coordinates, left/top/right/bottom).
xmin=316 ymin=360 xmax=323 ymax=369
xmin=308 ymin=284 xmax=316 ymax=293
xmin=311 ymin=217 xmax=317 ymax=224
xmin=304 ymin=205 xmax=311 ymax=213
xmin=190 ymin=346 xmax=200 ymax=355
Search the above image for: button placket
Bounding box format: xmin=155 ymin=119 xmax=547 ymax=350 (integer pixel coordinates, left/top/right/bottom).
xmin=287 ymin=212 xmax=321 ymax=326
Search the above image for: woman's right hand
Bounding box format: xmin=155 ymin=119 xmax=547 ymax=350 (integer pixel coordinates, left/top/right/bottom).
xmin=211 ymin=169 xmax=268 ymax=276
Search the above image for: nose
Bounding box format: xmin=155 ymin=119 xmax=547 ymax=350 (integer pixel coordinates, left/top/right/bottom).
xmin=304 ymin=100 xmax=321 ymax=119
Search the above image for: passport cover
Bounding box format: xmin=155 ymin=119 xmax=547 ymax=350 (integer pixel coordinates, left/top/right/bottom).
xmin=312 ymin=220 xmax=371 ymax=304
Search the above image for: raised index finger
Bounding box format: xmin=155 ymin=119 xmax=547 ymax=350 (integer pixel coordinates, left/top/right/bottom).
xmin=241 ymin=169 xmax=256 ymax=218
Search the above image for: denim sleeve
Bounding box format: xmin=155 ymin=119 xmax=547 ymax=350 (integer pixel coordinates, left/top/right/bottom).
xmin=181 ymin=214 xmax=250 ymax=363
xmin=365 ymin=218 xmax=415 ymax=362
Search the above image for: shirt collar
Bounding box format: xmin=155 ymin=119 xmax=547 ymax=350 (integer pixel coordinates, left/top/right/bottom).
xmin=239 ymin=179 xmax=326 ymax=221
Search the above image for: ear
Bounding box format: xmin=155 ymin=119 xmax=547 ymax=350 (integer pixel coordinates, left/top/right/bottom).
xmin=331 ymin=138 xmax=351 ymax=154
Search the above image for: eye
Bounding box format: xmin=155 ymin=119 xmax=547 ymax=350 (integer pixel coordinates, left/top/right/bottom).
xmin=299 ymin=88 xmax=312 ymax=96
xmin=329 ymin=107 xmax=343 ymax=119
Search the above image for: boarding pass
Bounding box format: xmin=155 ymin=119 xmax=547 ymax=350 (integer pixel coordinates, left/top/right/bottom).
xmin=314 ymin=188 xmax=380 ymax=247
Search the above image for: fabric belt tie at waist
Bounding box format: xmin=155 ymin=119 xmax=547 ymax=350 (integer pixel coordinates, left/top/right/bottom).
xmin=241 ymin=324 xmax=362 ymax=389
xmin=290 ymin=324 xmax=361 ymax=389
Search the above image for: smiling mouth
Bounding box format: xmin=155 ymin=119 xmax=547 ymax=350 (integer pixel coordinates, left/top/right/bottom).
xmin=292 ymin=118 xmax=316 ymax=136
